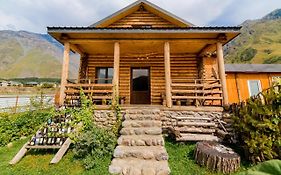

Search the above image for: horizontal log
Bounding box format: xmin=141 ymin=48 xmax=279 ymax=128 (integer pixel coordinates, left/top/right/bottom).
xmin=177 ymin=121 xmax=217 ymax=127
xmin=174 ymin=127 xmax=216 ymax=133
xmin=172 ymin=90 xmax=222 ymax=94
xmin=172 ymin=96 xmax=223 ymax=100
xmin=176 ymin=134 xmax=219 ymax=141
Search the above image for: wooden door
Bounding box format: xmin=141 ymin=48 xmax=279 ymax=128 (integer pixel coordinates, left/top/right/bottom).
xmin=131 ymin=68 xmax=151 ymax=104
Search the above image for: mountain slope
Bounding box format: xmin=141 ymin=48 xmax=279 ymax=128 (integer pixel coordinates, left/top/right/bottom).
xmin=225 ymin=9 xmax=281 ymax=64
xmin=0 ymin=30 xmax=78 ymax=78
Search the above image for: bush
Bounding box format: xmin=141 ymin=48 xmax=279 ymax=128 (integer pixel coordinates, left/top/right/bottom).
xmin=0 ymin=110 xmax=52 ymax=146
xmin=72 ymin=125 xmax=116 ymax=169
xmin=67 ymin=91 xmax=117 ymax=170
xmin=240 ymin=47 xmax=257 ymax=62
xmin=263 ymin=56 xmax=281 ymax=64
xmin=231 ymin=86 xmax=281 ymax=163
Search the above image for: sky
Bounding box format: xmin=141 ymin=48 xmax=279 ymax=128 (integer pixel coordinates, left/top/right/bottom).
xmin=0 ymin=0 xmax=280 ymax=34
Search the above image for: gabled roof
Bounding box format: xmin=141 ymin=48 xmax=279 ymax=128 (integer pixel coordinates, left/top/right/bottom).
xmin=90 ymin=0 xmax=194 ymax=28
xmin=225 ymin=64 xmax=281 ymax=73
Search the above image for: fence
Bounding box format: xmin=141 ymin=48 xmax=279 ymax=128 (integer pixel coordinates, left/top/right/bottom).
xmin=0 ymin=95 xmax=54 ymax=113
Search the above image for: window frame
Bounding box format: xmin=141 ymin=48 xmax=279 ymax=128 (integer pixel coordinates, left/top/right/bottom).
xmin=95 ymin=67 xmax=113 ymax=84
xmin=247 ymin=80 xmax=262 ymax=97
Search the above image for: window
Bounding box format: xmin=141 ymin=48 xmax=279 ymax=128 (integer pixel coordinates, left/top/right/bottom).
xmin=96 ymin=67 xmax=113 ymax=84
xmin=248 ymin=80 xmax=261 ymax=97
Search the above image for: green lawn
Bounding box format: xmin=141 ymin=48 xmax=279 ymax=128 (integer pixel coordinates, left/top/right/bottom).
xmin=0 ymin=137 xmax=251 ymax=175
xmin=0 ymin=139 xmax=111 ymax=175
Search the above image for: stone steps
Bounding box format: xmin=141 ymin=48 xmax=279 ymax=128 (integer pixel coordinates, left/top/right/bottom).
xmin=109 ymin=158 xmax=170 ymax=175
xmin=123 ymin=114 xmax=161 ymax=121
xmin=122 ymin=120 xmax=162 ymax=128
xmin=109 ymin=108 xmax=169 ymax=175
xmin=120 ymin=127 xmax=162 ymax=135
xmin=113 ymin=146 xmax=168 ymax=161
xmin=118 ymin=135 xmax=164 ymax=146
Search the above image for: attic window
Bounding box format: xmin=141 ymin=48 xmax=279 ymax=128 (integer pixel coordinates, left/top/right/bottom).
xmin=132 ymin=25 xmax=152 ymax=29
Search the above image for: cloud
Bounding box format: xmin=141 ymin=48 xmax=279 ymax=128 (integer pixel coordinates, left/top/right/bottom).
xmin=0 ymin=0 xmax=280 ymax=33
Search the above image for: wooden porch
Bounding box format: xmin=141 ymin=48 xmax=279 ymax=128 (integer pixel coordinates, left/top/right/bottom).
xmin=56 ymin=39 xmax=229 ymax=108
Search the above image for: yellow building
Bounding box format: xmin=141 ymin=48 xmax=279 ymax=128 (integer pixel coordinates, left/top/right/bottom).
xmin=225 ymin=64 xmax=281 ymax=103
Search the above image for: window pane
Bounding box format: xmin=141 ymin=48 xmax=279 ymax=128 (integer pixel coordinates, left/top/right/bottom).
xmin=248 ymin=80 xmax=260 ymax=96
xmin=97 ymin=68 xmax=106 ymax=84
xmin=107 ymin=68 xmax=113 ymax=84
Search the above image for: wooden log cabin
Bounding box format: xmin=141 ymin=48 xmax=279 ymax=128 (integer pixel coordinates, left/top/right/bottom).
xmin=48 ymin=0 xmax=241 ymax=108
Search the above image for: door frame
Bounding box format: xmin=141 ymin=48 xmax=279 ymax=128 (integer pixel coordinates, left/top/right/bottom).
xmin=130 ymin=67 xmax=151 ymax=104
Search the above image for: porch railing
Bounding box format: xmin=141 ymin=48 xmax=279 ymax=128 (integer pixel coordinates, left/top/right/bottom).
xmin=171 ymin=79 xmax=223 ymax=106
xmin=64 ymin=79 xmax=113 ymax=107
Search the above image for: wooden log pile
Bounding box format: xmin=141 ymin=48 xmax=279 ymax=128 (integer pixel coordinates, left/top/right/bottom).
xmin=194 ymin=141 xmax=240 ymax=174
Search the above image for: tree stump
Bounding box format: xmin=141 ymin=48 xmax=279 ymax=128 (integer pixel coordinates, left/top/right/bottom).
xmin=194 ymin=141 xmax=240 ymax=174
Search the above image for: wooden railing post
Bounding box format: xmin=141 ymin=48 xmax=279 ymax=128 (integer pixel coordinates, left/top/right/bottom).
xmin=216 ymin=42 xmax=228 ymax=105
xmin=164 ymin=42 xmax=172 ymax=108
xmin=112 ymin=42 xmax=120 ymax=105
xmin=59 ymin=42 xmax=70 ymax=106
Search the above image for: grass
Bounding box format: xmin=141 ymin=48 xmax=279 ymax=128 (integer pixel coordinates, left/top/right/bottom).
xmin=0 ymin=139 xmax=111 ymax=175
xmin=0 ymin=137 xmax=252 ymax=175
xmin=165 ymin=137 xmax=252 ymax=175
xmin=165 ymin=137 xmax=222 ymax=175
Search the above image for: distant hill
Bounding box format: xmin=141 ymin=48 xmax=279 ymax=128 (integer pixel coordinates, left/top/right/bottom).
xmin=225 ymin=9 xmax=281 ymax=64
xmin=0 ymin=30 xmax=78 ymax=79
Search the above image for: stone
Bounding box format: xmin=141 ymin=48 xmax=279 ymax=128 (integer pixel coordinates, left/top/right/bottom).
xmin=156 ymin=169 xmax=169 ymax=175
xmin=109 ymin=165 xmax=122 ymax=174
xmin=142 ymin=168 xmax=156 ymax=175
xmin=129 ymin=167 xmax=142 ymax=175
xmin=142 ymin=151 xmax=154 ymax=160
xmin=136 ymin=139 xmax=146 ymax=146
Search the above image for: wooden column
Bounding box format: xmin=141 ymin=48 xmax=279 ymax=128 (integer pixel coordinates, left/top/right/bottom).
xmin=59 ymin=42 xmax=70 ymax=106
xmin=112 ymin=42 xmax=120 ymax=105
xmin=164 ymin=42 xmax=172 ymax=107
xmin=216 ymin=42 xmax=228 ymax=105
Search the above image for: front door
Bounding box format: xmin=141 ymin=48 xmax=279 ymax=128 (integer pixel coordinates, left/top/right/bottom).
xmin=131 ymin=68 xmax=150 ymax=104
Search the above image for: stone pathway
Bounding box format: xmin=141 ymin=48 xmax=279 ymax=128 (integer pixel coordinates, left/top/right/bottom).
xmin=109 ymin=108 xmax=170 ymax=175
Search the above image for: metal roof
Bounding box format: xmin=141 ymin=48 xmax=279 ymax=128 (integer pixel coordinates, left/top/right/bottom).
xmin=225 ymin=64 xmax=281 ymax=73
xmin=47 ymin=26 xmax=241 ymax=33
xmin=89 ymin=0 xmax=194 ymax=27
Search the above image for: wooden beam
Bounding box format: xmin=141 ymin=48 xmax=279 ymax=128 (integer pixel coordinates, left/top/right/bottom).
xmin=69 ymin=43 xmax=84 ymax=55
xmin=164 ymin=42 xmax=172 ymax=108
xmin=59 ymin=42 xmax=70 ymax=106
xmin=112 ymin=42 xmax=120 ymax=105
xmin=50 ymin=138 xmax=71 ymax=164
xmin=198 ymin=44 xmax=216 ymax=57
xmin=217 ymin=42 xmax=228 ymax=105
xmin=65 ymin=38 xmax=220 ymax=44
xmin=9 ymin=142 xmax=29 ymax=165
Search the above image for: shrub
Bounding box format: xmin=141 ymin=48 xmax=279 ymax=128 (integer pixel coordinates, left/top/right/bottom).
xmin=0 ymin=110 xmax=52 ymax=146
xmin=231 ymin=86 xmax=281 ymax=163
xmin=68 ymin=91 xmax=117 ymax=170
xmin=240 ymin=47 xmax=257 ymax=62
xmin=263 ymin=56 xmax=281 ymax=64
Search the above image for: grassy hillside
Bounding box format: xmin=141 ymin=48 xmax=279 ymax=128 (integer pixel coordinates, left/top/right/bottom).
xmin=225 ymin=9 xmax=281 ymax=64
xmin=0 ymin=30 xmax=78 ymax=79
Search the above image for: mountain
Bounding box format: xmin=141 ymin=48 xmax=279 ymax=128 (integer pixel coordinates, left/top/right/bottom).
xmin=225 ymin=9 xmax=281 ymax=64
xmin=0 ymin=30 xmax=79 ymax=79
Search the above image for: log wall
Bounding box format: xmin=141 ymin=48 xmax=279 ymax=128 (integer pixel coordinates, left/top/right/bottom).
xmin=83 ymin=54 xmax=199 ymax=105
xmin=108 ymin=8 xmax=177 ymax=28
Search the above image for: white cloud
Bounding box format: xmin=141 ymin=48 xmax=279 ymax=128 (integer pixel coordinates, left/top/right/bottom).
xmin=0 ymin=0 xmax=280 ymax=33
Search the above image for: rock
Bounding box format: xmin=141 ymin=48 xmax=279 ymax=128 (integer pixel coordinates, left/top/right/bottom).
xmin=142 ymin=168 xmax=156 ymax=175
xmin=109 ymin=165 xmax=122 ymax=174
xmin=129 ymin=167 xmax=141 ymax=175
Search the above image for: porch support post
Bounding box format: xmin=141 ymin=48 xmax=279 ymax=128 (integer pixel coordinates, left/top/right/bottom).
xmin=164 ymin=42 xmax=172 ymax=108
xmin=112 ymin=42 xmax=120 ymax=105
xmin=59 ymin=42 xmax=70 ymax=106
xmin=216 ymin=42 xmax=228 ymax=105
